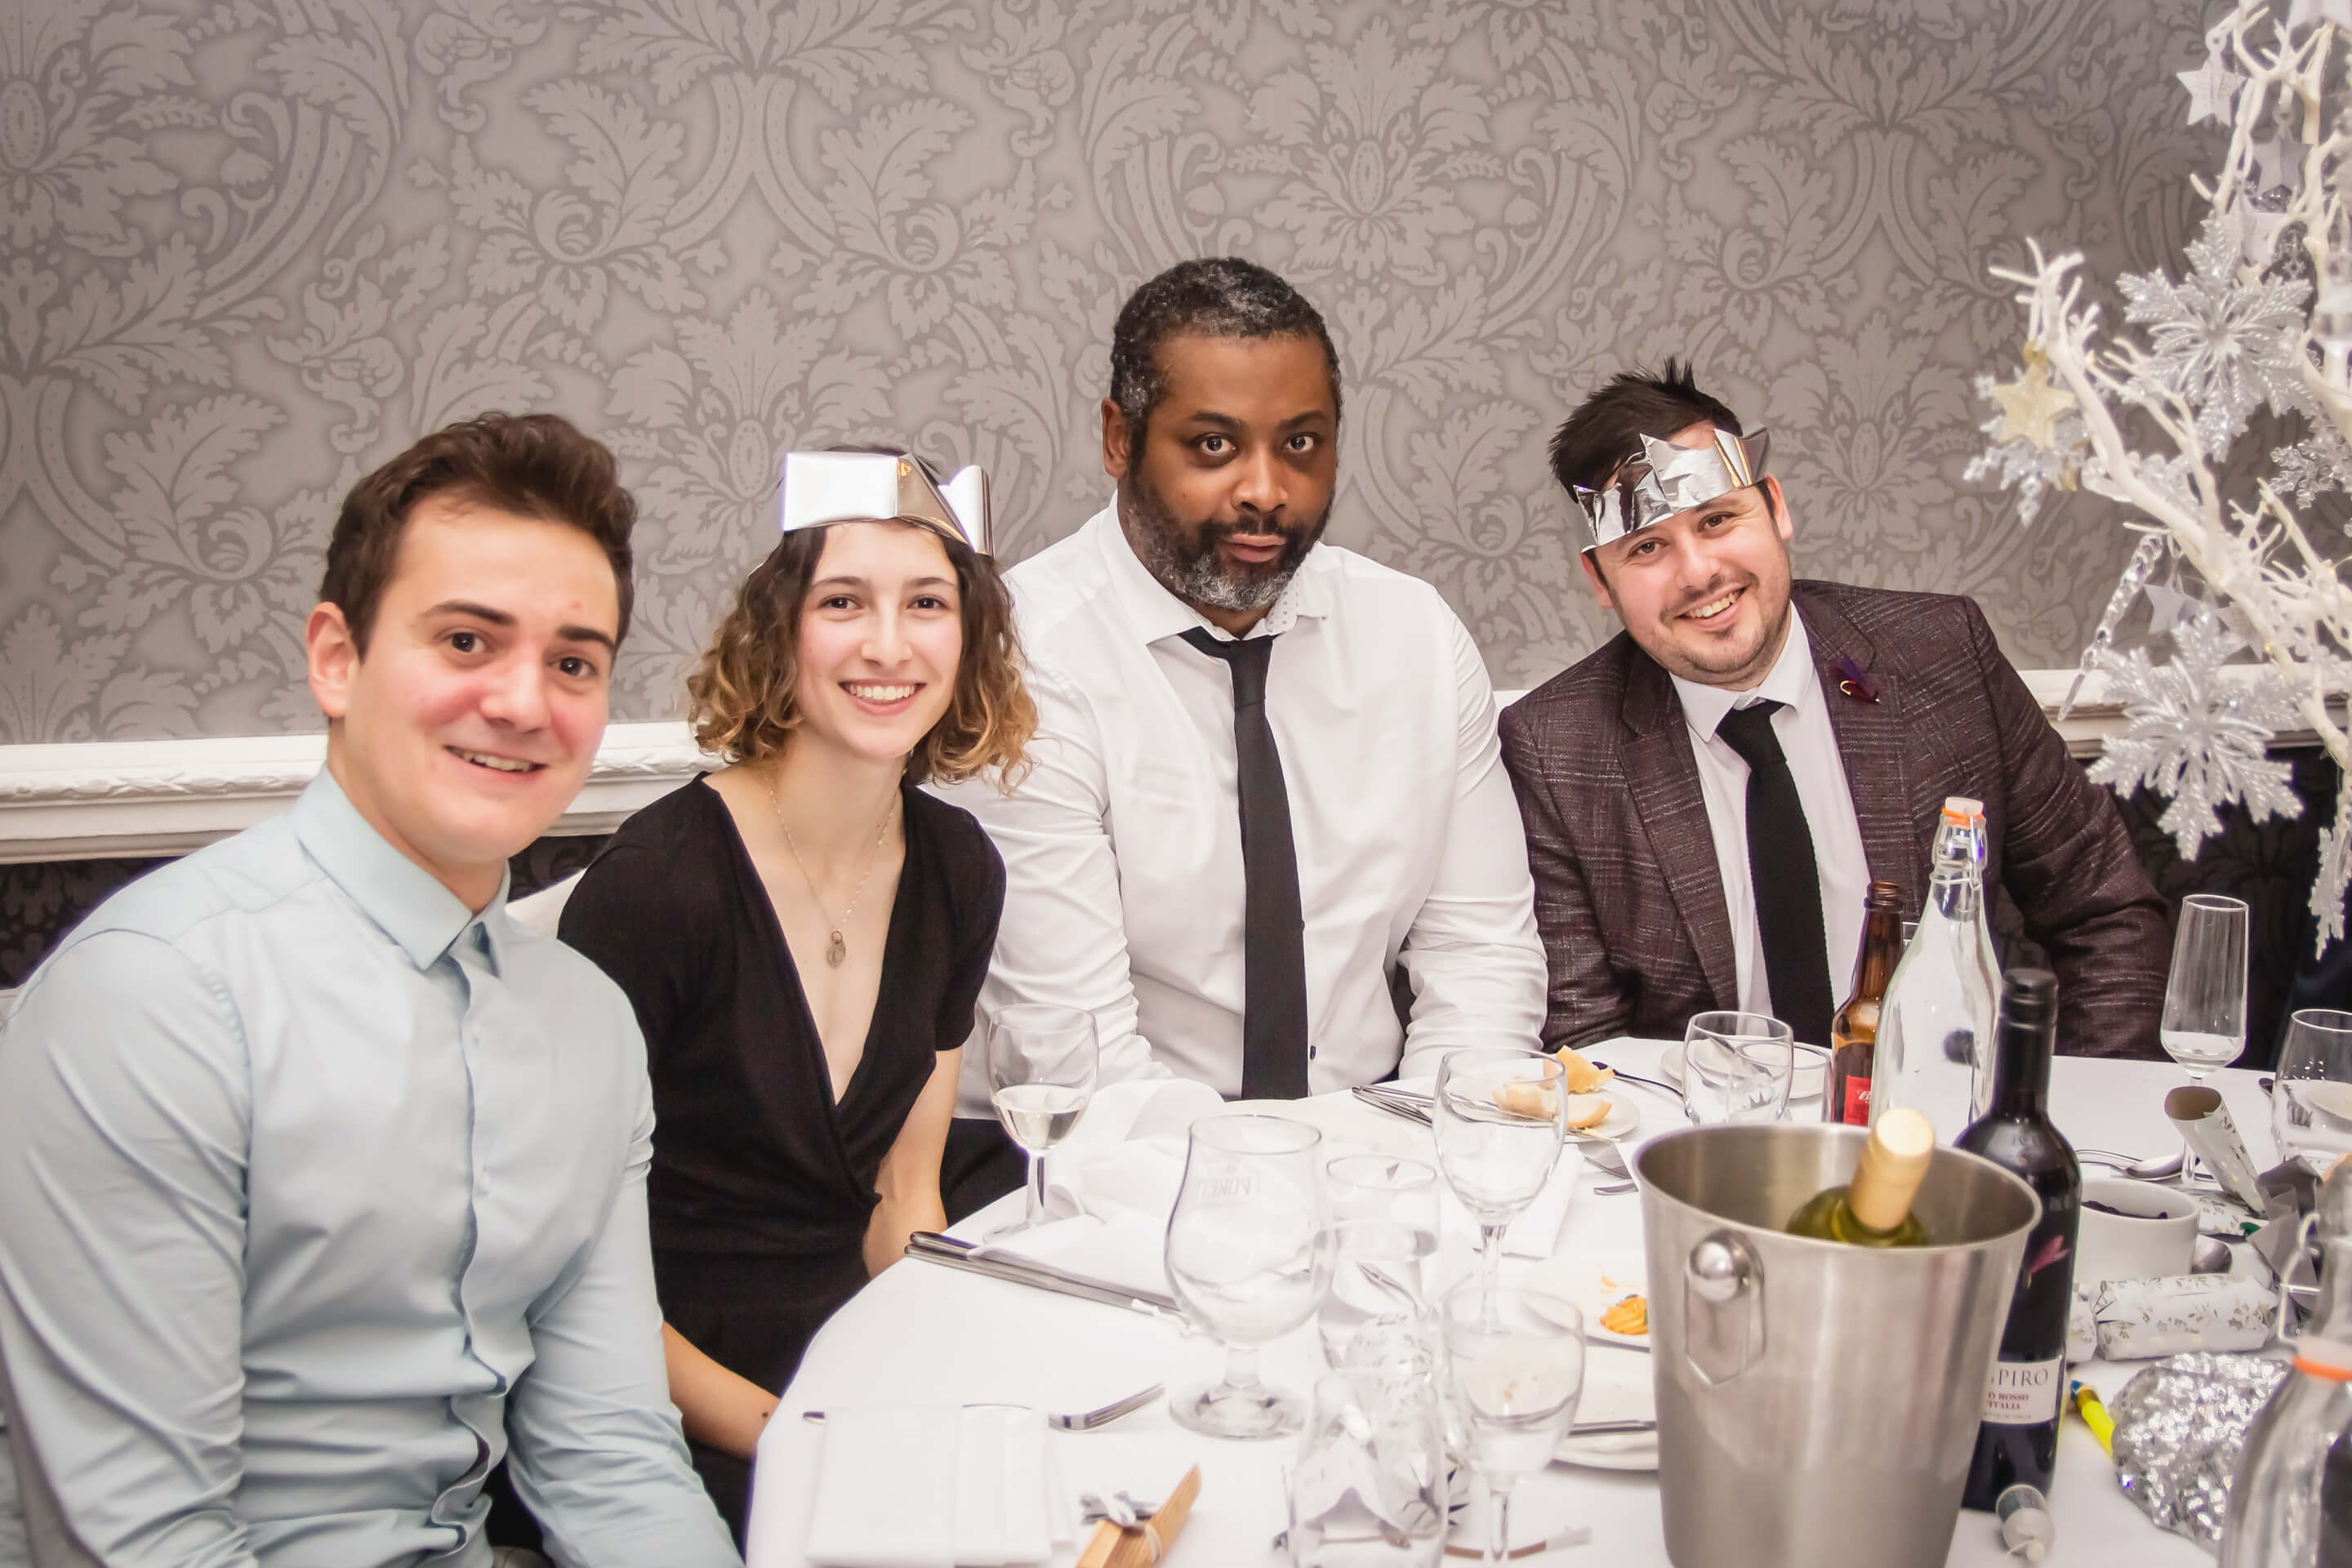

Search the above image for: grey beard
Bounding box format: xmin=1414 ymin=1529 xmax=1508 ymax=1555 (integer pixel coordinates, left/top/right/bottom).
xmin=1120 ymin=485 xmax=1321 ymax=614
xmin=1166 ymin=549 xmax=1293 ymax=611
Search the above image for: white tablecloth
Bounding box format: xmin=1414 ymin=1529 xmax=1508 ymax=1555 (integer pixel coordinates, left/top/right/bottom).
xmin=746 ymin=1043 xmax=2281 ymax=1566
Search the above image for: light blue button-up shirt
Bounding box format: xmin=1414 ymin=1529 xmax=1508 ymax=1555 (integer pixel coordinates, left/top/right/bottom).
xmin=0 ymin=773 xmax=740 ymax=1567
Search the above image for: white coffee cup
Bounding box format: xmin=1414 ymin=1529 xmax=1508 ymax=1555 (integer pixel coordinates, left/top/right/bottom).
xmin=2076 ymin=1178 xmax=2200 ymax=1288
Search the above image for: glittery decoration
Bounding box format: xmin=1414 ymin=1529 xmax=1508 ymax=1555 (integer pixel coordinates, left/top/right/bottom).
xmin=2117 ymin=215 xmax=2312 ymax=457
xmin=1988 ymin=345 xmax=2078 ymax=450
xmin=2110 ymin=1352 xmax=2291 ymax=1546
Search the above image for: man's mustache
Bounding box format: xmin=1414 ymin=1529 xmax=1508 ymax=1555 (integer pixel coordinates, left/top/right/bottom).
xmin=1202 ymin=513 xmax=1311 ymax=542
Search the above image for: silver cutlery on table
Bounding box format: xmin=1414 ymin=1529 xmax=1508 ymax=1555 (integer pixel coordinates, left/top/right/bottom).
xmin=803 ymin=1385 xmax=1163 ymax=1431
xmin=1352 ymin=1085 xmax=1432 ymax=1125
xmin=1588 ymin=1059 xmax=1683 ymax=1100
xmin=2076 ymin=1148 xmax=2188 ymax=1180
xmin=1568 ymin=1417 xmax=1656 ymax=1433
xmin=902 ymin=1232 xmax=1184 ymax=1321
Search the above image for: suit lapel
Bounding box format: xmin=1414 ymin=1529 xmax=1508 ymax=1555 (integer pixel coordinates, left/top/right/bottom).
xmin=1797 ymin=586 xmax=1922 ymax=902
xmin=1620 ymin=653 xmax=1740 ymax=1010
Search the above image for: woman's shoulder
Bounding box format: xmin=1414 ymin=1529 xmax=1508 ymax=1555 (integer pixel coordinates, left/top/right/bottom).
xmin=570 ymin=778 xmax=736 ymax=913
xmin=905 ymin=786 xmax=1006 ymax=901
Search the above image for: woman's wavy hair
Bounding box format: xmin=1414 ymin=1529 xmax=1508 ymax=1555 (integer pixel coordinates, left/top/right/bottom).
xmin=687 ymin=513 xmax=1036 ymax=787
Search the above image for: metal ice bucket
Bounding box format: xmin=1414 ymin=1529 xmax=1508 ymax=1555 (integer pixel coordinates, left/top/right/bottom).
xmin=1634 ymin=1124 xmax=2041 ymax=1568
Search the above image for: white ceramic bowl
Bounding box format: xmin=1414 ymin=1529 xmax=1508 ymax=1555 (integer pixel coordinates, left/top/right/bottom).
xmin=2076 ymin=1177 xmax=2199 ymax=1288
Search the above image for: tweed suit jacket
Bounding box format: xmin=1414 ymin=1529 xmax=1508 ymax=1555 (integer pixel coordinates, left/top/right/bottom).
xmin=1498 ymin=581 xmax=2171 ymax=1059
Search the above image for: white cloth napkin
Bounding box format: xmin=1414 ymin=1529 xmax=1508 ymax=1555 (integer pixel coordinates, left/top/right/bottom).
xmin=1499 ymin=1146 xmax=1579 ymax=1259
xmin=805 ymin=1405 xmax=1054 ymax=1566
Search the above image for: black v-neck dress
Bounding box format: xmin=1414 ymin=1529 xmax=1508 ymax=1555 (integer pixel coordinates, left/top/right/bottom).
xmin=559 ymin=774 xmax=1002 ymax=1530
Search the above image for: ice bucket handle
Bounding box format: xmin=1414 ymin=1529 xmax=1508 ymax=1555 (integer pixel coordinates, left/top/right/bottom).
xmin=1684 ymin=1232 xmax=1762 ymax=1386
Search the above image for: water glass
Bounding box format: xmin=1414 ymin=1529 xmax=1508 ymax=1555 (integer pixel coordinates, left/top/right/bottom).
xmin=1432 ymin=1049 xmax=1567 ymax=1300
xmin=2163 ymin=893 xmax=2248 ymax=1182
xmin=1165 ymin=1114 xmax=1334 ymax=1439
xmin=1319 ymin=1156 xmax=1441 ymax=1368
xmin=1682 ymin=1011 xmax=1795 ymax=1125
xmin=1287 ymin=1317 xmax=1446 ymax=1566
xmin=984 ymin=1003 xmax=1098 ymax=1236
xmin=1441 ymin=1285 xmax=1584 ymax=1566
xmin=2275 ymin=1008 xmax=2352 ymax=1176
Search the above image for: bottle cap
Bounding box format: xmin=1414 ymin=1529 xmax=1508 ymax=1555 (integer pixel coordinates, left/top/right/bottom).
xmin=1851 ymin=1108 xmax=1935 ymax=1232
xmin=2000 ymin=968 xmax=2058 ymax=1027
xmin=1865 ymin=879 xmax=1904 ymax=910
xmin=1942 ymin=795 xmax=1984 ymax=822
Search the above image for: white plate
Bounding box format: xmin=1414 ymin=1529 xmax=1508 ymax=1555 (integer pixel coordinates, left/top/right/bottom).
xmin=1563 ymin=1089 xmax=1640 ymax=1143
xmin=1530 ymin=1253 xmax=1658 ymax=1471
xmin=1554 ymin=1430 xmax=1659 ymax=1471
xmin=1661 ymin=1042 xmax=1829 ymax=1102
xmin=1529 ymin=1250 xmax=1652 ymax=1349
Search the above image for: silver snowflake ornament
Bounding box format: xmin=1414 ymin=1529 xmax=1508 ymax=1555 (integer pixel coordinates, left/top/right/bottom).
xmin=2272 ymin=428 xmax=2352 ymax=504
xmin=2086 ymin=610 xmax=2305 ymax=858
xmin=2118 ymin=215 xmax=2312 ymax=454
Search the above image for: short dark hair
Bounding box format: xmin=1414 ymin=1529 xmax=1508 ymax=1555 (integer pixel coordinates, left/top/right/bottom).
xmin=321 ymin=412 xmax=636 ymax=653
xmin=1547 ymin=359 xmax=1744 ymax=497
xmin=1107 ymin=258 xmax=1342 ymax=440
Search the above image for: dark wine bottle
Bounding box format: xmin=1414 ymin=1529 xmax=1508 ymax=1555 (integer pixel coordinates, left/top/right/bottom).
xmin=1956 ymin=968 xmax=2080 ymax=1511
xmin=1826 ymin=880 xmax=1905 ymax=1126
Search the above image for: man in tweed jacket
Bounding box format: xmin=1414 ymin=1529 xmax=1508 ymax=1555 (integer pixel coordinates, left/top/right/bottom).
xmin=1499 ymin=363 xmax=2168 ymax=1059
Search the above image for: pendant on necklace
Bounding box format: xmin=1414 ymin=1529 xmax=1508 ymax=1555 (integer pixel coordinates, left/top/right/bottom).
xmin=826 ymin=930 xmax=847 ymax=968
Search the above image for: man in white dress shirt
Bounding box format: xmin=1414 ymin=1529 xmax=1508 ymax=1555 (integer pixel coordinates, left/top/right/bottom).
xmin=934 ymin=257 xmax=1547 ymax=1214
xmin=1499 ymin=362 xmax=2169 ymax=1091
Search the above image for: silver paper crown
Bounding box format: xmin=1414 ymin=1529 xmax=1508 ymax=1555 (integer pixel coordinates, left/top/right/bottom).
xmin=777 ymin=450 xmax=991 ymax=556
xmin=1571 ymin=428 xmax=1771 ymax=551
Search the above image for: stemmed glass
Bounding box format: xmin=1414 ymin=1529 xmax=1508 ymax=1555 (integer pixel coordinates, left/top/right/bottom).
xmin=1432 ymin=1049 xmax=1567 ymax=1303
xmin=1442 ymin=1285 xmax=1585 ymax=1566
xmin=984 ymin=1003 xmax=1098 ymax=1237
xmin=2274 ymin=1008 xmax=2352 ymax=1176
xmin=1317 ymin=1155 xmax=1441 ymax=1368
xmin=1682 ymin=1011 xmax=1796 ymax=1125
xmin=1164 ymin=1114 xmax=1335 ymax=1439
xmin=2161 ymin=893 xmax=2249 ymax=1183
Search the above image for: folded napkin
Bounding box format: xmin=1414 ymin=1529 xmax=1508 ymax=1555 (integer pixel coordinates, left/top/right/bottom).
xmin=1500 ymin=1146 xmax=1579 ymax=1258
xmin=806 ymin=1405 xmax=1057 ymax=1567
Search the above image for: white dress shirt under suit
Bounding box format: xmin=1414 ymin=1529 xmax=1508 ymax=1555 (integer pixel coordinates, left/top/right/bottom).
xmin=934 ymin=502 xmax=1548 ymax=1106
xmin=0 ymin=773 xmax=738 ymax=1567
xmin=1668 ymin=608 xmax=1873 ymax=1020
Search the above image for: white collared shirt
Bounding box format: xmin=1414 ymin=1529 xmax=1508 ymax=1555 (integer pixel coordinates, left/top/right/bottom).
xmin=1669 ymin=609 xmax=1873 ymax=1019
xmin=932 ymin=502 xmax=1546 ymax=1105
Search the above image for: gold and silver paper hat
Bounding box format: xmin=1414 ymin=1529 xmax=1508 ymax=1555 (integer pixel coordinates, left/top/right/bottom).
xmin=1572 ymin=428 xmax=1771 ymax=552
xmin=777 ymin=450 xmax=992 ymax=556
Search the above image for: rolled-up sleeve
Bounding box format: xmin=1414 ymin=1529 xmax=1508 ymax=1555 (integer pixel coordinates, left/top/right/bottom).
xmin=0 ymin=933 xmax=257 ymax=1568
xmin=1398 ymin=614 xmax=1548 ymax=1076
xmin=507 ymin=1080 xmax=740 ymax=1567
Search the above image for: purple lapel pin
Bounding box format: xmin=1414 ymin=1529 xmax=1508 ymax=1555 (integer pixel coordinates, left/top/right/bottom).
xmin=1834 ymin=655 xmax=1880 ymax=703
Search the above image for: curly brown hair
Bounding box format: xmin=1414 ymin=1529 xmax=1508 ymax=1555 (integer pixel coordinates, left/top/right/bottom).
xmin=688 ymin=522 xmax=1036 ymax=786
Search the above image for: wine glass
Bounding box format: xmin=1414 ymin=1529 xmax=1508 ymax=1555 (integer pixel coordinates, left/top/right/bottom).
xmin=984 ymin=1003 xmax=1098 ymax=1237
xmin=1682 ymin=1011 xmax=1796 ymax=1125
xmin=1441 ymin=1285 xmax=1585 ymax=1566
xmin=2274 ymin=1008 xmax=2352 ymax=1176
xmin=1164 ymin=1114 xmax=1334 ymax=1439
xmin=1432 ymin=1049 xmax=1567 ymax=1302
xmin=1317 ymin=1155 xmax=1441 ymax=1368
xmin=2162 ymin=893 xmax=2249 ymax=1184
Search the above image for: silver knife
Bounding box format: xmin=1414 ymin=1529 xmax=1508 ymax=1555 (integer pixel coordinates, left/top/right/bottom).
xmin=905 ymin=1233 xmax=1184 ymax=1321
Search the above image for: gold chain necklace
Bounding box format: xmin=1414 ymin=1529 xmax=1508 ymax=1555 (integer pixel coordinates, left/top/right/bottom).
xmin=767 ymin=769 xmax=898 ymax=969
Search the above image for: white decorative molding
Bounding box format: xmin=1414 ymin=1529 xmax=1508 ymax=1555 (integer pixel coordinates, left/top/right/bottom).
xmin=0 ymin=671 xmax=2336 ymax=864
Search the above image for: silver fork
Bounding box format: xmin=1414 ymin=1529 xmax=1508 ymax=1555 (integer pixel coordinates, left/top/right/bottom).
xmin=800 ymin=1384 xmax=1162 ymax=1431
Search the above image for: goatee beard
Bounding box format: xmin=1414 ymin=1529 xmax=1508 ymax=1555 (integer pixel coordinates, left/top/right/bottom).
xmin=1120 ymin=474 xmax=1327 ymax=612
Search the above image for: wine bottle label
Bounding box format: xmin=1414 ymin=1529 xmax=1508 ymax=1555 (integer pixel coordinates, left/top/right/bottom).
xmin=1981 ymin=1356 xmax=2065 ymax=1425
xmin=1840 ymin=1076 xmax=1871 ymax=1125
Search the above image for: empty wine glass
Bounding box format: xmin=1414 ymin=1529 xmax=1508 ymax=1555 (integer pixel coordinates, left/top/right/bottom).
xmin=2162 ymin=893 xmax=2249 ymax=1184
xmin=1442 ymin=1285 xmax=1584 ymax=1566
xmin=1433 ymin=1049 xmax=1567 ymax=1302
xmin=1318 ymin=1155 xmax=1441 ymax=1368
xmin=2275 ymin=1008 xmax=2352 ymax=1176
xmin=985 ymin=1003 xmax=1098 ymax=1237
xmin=1682 ymin=1011 xmax=1796 ymax=1125
xmin=1165 ymin=1114 xmax=1334 ymax=1439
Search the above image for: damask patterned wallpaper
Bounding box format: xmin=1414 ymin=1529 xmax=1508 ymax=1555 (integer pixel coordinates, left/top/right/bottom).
xmin=2 ymin=0 xmax=2216 ymax=741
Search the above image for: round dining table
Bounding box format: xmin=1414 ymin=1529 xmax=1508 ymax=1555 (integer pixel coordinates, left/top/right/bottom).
xmin=746 ymin=1040 xmax=2281 ymax=1566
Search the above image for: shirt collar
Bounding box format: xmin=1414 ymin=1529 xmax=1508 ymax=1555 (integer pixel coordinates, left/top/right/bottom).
xmin=290 ymin=768 xmax=512 ymax=973
xmin=1087 ymin=497 xmax=1336 ymax=647
xmin=1669 ymin=607 xmax=1819 ymax=744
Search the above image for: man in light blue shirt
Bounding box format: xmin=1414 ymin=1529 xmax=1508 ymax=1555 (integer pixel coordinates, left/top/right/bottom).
xmin=0 ymin=414 xmax=740 ymax=1566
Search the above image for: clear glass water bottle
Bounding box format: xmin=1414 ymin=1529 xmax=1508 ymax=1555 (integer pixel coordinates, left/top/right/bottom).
xmin=2217 ymin=1337 xmax=2352 ymax=1566
xmin=1873 ymin=798 xmax=2001 ymax=1142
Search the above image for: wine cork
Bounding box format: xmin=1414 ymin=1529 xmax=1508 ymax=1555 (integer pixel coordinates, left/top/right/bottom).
xmin=1850 ymin=1107 xmax=1934 ymax=1233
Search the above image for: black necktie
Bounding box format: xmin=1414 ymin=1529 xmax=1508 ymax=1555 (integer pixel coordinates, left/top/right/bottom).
xmin=1181 ymin=628 xmax=1311 ymax=1099
xmin=1713 ymin=701 xmax=1833 ymax=1048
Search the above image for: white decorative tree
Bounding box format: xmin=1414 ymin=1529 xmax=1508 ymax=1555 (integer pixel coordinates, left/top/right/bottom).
xmin=1971 ymin=0 xmax=2352 ymax=951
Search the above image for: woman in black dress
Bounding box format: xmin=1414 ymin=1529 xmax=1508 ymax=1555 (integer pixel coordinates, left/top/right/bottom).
xmin=559 ymin=452 xmax=1033 ymax=1536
